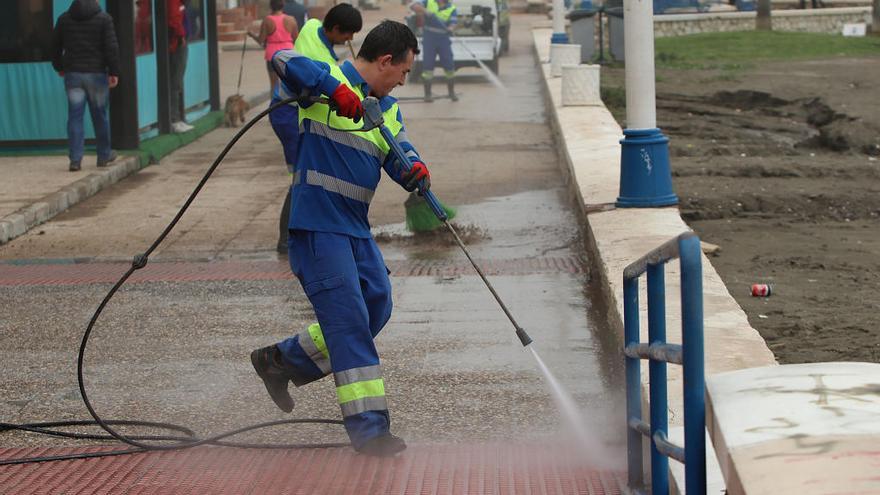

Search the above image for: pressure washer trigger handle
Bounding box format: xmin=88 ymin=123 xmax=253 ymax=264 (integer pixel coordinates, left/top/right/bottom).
xmin=361 ymin=96 xmax=384 ymax=131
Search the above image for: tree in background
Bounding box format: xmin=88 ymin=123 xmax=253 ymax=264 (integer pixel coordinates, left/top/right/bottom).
xmin=756 ymin=0 xmax=772 ymax=30
xmin=873 ymin=0 xmax=879 ymax=35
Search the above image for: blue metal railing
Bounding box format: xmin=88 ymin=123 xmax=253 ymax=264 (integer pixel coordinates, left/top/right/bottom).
xmin=623 ymin=231 xmax=705 ymax=495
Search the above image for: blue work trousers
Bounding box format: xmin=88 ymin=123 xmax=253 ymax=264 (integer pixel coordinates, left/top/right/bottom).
xmin=422 ymin=34 xmax=455 ymax=77
xmin=65 ymin=72 xmax=112 ymax=164
xmin=276 ymin=229 xmax=394 ymax=447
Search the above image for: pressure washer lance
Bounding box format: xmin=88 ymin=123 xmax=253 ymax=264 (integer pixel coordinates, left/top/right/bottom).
xmin=361 ymin=97 xmax=532 ymax=347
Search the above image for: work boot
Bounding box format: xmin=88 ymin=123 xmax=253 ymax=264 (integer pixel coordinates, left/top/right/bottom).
xmin=423 ymin=82 xmax=433 ymax=103
xmin=447 ymin=80 xmax=458 ymax=102
xmin=356 ymin=433 xmax=407 ymax=457
xmin=97 ymin=151 xmax=118 ymax=168
xmin=68 ymin=160 xmax=81 ymax=172
xmin=250 ymin=345 xmax=295 ymax=413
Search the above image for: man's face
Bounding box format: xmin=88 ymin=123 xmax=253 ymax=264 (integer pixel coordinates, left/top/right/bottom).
xmin=371 ymin=50 xmax=414 ymax=97
xmin=327 ymin=27 xmax=356 ymax=45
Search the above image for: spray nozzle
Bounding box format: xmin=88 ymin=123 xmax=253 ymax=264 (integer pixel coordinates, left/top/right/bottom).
xmin=516 ymin=327 xmax=533 ymax=347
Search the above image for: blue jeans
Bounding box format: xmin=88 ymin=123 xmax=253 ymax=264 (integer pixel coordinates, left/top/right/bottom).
xmin=65 ymin=72 xmax=111 ymax=163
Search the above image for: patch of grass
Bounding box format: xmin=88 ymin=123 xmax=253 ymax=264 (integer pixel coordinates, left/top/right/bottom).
xmin=601 ymin=85 xmax=626 ymax=110
xmin=136 ymin=111 xmax=223 ymax=166
xmin=655 ymin=31 xmax=880 ymax=69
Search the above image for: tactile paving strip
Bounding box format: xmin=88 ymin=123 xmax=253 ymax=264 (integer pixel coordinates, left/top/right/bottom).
xmin=0 ymin=443 xmax=622 ymax=495
xmin=0 ymin=256 xmax=585 ymax=287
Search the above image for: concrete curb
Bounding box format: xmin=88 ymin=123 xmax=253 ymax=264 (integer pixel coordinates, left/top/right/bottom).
xmin=0 ymin=155 xmax=142 ymax=246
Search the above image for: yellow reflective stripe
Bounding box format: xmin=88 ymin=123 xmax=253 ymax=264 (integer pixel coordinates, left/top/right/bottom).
xmin=307 ymin=323 xmax=329 ymax=359
xmin=336 ymin=378 xmax=385 ymax=404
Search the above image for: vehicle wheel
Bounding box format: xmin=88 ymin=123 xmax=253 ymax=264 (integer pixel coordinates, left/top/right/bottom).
xmin=500 ymin=27 xmax=510 ymax=54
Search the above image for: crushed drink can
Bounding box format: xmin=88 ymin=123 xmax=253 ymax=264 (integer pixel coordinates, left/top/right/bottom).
xmin=751 ymin=284 xmax=772 ymax=297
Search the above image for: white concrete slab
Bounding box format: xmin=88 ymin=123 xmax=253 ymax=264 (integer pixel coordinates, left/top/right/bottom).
xmin=706 ymin=362 xmax=880 ymax=495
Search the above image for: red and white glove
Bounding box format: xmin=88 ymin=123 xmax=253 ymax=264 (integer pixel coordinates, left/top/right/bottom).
xmin=330 ymin=84 xmax=363 ymax=122
xmin=402 ymin=161 xmax=431 ymax=192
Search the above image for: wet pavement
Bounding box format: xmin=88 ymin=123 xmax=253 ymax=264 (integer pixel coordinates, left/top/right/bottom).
xmin=0 ymin=9 xmax=625 ymax=472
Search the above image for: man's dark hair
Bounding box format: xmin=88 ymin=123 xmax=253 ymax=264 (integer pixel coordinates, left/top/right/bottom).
xmin=323 ymin=3 xmax=362 ymax=34
xmin=270 ymin=0 xmax=285 ymax=10
xmin=357 ymin=20 xmax=420 ymax=64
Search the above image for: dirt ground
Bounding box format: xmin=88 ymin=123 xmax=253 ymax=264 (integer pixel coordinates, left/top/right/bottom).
xmin=604 ymin=56 xmax=880 ymax=364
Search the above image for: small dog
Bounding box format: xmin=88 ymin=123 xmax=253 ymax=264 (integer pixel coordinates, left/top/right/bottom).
xmin=224 ymin=94 xmax=250 ymax=127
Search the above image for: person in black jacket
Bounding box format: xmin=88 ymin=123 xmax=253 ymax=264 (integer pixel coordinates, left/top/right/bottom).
xmin=52 ymin=0 xmax=120 ymax=172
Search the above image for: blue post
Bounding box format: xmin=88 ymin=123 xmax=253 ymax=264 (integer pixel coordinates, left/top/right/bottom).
xmin=616 ymin=128 xmax=679 ymax=208
xmin=680 ymin=236 xmax=706 ymax=494
xmin=624 ymin=277 xmax=643 ymax=490
xmin=647 ymin=264 xmax=668 ymax=495
xmin=551 ymin=32 xmax=570 ymax=43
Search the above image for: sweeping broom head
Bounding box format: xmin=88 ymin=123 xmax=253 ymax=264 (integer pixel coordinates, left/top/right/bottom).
xmin=405 ymin=192 xmax=457 ymax=233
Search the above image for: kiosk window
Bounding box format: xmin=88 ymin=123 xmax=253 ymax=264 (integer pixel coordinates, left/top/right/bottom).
xmin=0 ymin=0 xmax=54 ymax=63
xmin=185 ymin=0 xmax=206 ymax=42
xmin=135 ymin=0 xmax=154 ymax=55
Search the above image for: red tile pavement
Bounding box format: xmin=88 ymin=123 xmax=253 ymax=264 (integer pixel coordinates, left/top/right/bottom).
xmin=0 ymin=443 xmax=623 ymax=494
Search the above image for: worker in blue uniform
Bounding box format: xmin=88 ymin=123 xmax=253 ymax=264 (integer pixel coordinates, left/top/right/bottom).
xmin=251 ymin=20 xmax=429 ymax=457
xmin=411 ymin=0 xmax=458 ymax=102
xmin=271 ymin=3 xmax=363 ymax=253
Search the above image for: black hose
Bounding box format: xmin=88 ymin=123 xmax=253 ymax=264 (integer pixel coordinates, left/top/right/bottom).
xmin=0 ymin=97 xmax=347 ymax=466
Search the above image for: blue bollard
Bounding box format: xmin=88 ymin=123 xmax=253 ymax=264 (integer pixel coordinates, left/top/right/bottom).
xmin=616 ymin=128 xmax=679 ymax=208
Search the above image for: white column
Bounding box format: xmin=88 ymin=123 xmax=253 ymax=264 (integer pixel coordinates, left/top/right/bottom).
xmin=552 ymin=0 xmax=568 ymax=41
xmin=623 ymin=0 xmax=656 ymax=129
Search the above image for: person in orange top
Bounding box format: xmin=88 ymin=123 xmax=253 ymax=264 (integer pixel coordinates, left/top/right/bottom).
xmin=249 ymin=0 xmax=299 ymax=91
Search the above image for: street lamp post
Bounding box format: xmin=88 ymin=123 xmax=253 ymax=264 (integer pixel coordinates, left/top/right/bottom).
xmin=616 ymin=0 xmax=678 ymax=207
xmin=552 ymin=0 xmax=570 ymax=43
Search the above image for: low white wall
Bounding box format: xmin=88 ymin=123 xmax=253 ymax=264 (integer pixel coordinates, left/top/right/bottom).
xmin=654 ymin=7 xmax=873 ymax=36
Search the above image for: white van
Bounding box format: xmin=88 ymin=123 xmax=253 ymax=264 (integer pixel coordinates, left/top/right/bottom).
xmin=406 ymin=0 xmax=502 ymax=80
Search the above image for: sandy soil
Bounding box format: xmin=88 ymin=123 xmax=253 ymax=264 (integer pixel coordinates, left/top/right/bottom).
xmin=604 ymin=56 xmax=880 ymax=364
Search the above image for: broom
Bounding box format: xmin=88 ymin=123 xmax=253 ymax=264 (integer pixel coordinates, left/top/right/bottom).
xmin=405 ymin=191 xmax=456 ymax=233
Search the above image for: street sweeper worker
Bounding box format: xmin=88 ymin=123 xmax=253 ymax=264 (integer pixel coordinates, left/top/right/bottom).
xmin=251 ymin=19 xmax=430 ymax=458
xmin=410 ymin=0 xmax=458 ymax=102
xmin=271 ymin=3 xmax=363 ymax=253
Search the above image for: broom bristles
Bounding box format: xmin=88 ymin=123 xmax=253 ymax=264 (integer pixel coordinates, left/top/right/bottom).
xmin=405 ymin=192 xmax=456 ymax=232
